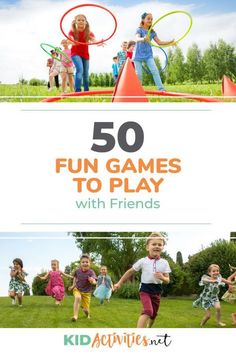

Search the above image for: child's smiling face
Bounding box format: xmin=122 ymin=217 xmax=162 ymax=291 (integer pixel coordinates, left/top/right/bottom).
xmin=75 ymin=15 xmax=87 ymax=30
xmin=209 ymin=266 xmax=220 ymax=278
xmin=143 ymin=14 xmax=153 ymax=27
xmin=146 ymin=238 xmax=164 ymax=258
xmin=80 ymin=257 xmax=90 ymax=271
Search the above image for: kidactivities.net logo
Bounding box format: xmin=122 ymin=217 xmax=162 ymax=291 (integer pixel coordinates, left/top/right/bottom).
xmin=64 ymin=332 xmax=172 ymax=348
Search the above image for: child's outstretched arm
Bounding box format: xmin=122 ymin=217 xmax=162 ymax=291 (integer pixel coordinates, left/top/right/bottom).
xmin=89 ymin=34 xmax=106 ymax=47
xmin=38 ymin=272 xmax=49 ymax=280
xmin=153 ymin=35 xmax=175 ymax=46
xmin=60 ymin=271 xmax=74 ymax=279
xmin=68 ymin=277 xmax=76 ymax=291
xmin=88 ymin=276 xmax=97 ymax=285
xmin=227 ymin=272 xmax=236 ymax=292
xmin=222 ymin=278 xmax=234 ymax=286
xmin=154 ymin=272 xmax=170 ymax=284
xmin=114 ymin=268 xmax=135 ymax=290
xmin=227 ymin=271 xmax=236 ymax=282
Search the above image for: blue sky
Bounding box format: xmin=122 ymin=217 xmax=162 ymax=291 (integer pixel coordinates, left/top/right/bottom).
xmin=1 ymin=0 xmax=236 ymax=13
xmin=0 ymin=232 xmax=80 ymax=296
xmin=0 ymin=231 xmax=230 ymax=296
xmin=1 ymin=0 xmax=236 ymax=83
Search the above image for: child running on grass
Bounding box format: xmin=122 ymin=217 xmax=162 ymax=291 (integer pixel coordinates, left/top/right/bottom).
xmin=117 ymin=41 xmax=128 ymax=72
xmin=48 ymin=51 xmax=61 ymax=92
xmin=222 ymin=264 xmax=236 ymax=325
xmin=126 ymin=40 xmax=136 ymax=63
xmin=114 ymin=232 xmax=171 ymax=328
xmin=112 ymin=56 xmax=118 ymax=83
xmin=69 ymin=254 xmax=97 ymax=321
xmin=68 ymin=14 xmax=101 ymax=92
xmin=193 ymin=264 xmax=233 ymax=327
xmin=93 ymin=265 xmax=113 ymax=304
xmin=47 ymin=57 xmax=60 ymax=89
xmin=133 ymin=12 xmax=175 ymax=91
xmin=59 ymin=39 xmax=74 ymax=94
xmin=38 ymin=259 xmax=73 ymax=305
xmin=8 ymin=258 xmax=29 ymax=307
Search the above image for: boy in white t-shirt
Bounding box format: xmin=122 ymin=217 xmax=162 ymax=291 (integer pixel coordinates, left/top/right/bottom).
xmin=114 ymin=232 xmax=171 ymax=328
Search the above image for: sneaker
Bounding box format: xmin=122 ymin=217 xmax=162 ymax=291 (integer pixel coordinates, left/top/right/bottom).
xmin=217 ymin=322 xmax=226 ymax=327
xmin=18 ymin=305 xmax=23 ymax=308
xmin=12 ymin=299 xmax=16 ymax=305
xmin=48 ymin=87 xmax=53 ymax=92
xmin=83 ymin=309 xmax=90 ymax=319
xmin=71 ymin=317 xmax=77 ymax=322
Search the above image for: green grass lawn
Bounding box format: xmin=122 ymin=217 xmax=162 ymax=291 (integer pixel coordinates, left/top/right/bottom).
xmin=0 ymin=296 xmax=235 ymax=328
xmin=0 ymin=83 xmax=231 ymax=102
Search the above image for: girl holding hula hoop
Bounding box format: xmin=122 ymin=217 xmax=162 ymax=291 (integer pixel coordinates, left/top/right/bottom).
xmin=133 ymin=12 xmax=175 ymax=91
xmin=68 ymin=14 xmax=97 ymax=92
xmin=48 ymin=50 xmax=61 ymax=92
xmin=60 ymin=39 xmax=75 ymax=94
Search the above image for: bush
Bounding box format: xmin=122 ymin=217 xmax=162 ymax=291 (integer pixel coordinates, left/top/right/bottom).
xmin=29 ymin=78 xmax=46 ymax=86
xmin=186 ymin=239 xmax=236 ymax=295
xmin=32 ymin=272 xmax=48 ymax=295
xmin=115 ymin=282 xmax=140 ymax=299
xmin=162 ymin=259 xmax=186 ymax=296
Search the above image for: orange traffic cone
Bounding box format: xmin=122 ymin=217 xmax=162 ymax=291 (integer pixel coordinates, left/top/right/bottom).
xmin=222 ymin=75 xmax=236 ymax=96
xmin=112 ymin=59 xmax=148 ymax=102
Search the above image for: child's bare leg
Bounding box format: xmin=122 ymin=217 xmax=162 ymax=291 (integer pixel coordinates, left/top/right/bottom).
xmin=9 ymin=291 xmax=16 ymax=305
xmin=83 ymin=308 xmax=91 ymax=319
xmin=61 ymin=72 xmax=67 ymax=93
xmin=9 ymin=291 xmax=16 ymax=300
xmin=17 ymin=294 xmax=23 ymax=306
xmin=146 ymin=318 xmax=153 ymax=328
xmin=68 ymin=74 xmax=74 ymax=92
xmin=72 ymin=295 xmax=81 ymax=321
xmin=147 ymin=318 xmax=155 ymax=328
xmin=200 ymin=309 xmax=211 ymax=327
xmin=49 ymin=75 xmax=54 ymax=89
xmin=137 ymin=314 xmax=150 ymax=328
xmin=215 ymin=303 xmax=225 ymax=326
xmin=231 ymin=313 xmax=236 ymax=325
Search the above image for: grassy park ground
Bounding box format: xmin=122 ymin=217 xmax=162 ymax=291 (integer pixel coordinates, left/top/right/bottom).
xmin=0 ymin=296 xmax=235 ymax=328
xmin=0 ymin=82 xmax=232 ymax=102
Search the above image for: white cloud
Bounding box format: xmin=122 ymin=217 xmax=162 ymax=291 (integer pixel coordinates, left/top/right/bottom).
xmin=0 ymin=0 xmax=236 ymax=83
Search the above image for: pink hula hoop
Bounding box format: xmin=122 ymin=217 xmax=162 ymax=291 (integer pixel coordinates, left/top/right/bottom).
xmin=60 ymin=3 xmax=117 ymax=46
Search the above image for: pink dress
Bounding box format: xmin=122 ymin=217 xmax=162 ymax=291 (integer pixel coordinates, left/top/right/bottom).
xmin=45 ymin=271 xmax=65 ymax=301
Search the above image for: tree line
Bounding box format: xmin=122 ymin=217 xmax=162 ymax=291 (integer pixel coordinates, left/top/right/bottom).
xmin=148 ymin=39 xmax=236 ymax=85
xmin=32 ymin=233 xmax=236 ymax=298
xmin=19 ymin=39 xmax=236 ymax=87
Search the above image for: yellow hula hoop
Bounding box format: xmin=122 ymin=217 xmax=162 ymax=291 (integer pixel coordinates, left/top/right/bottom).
xmin=148 ymin=10 xmax=193 ymax=48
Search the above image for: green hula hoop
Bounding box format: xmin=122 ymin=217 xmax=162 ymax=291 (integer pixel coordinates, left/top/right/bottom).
xmin=148 ymin=10 xmax=192 ymax=48
xmin=40 ymin=43 xmax=71 ymax=63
